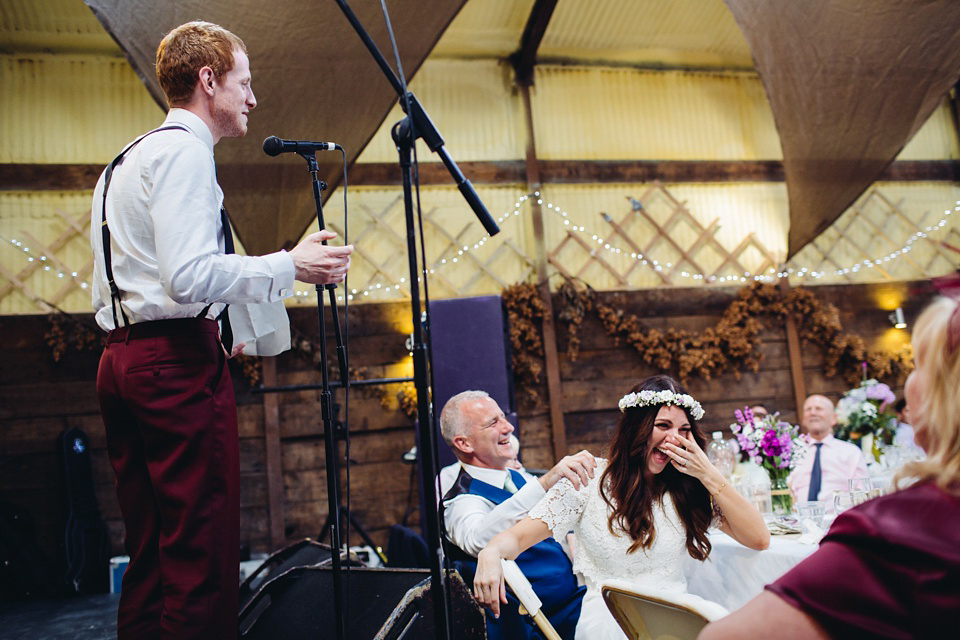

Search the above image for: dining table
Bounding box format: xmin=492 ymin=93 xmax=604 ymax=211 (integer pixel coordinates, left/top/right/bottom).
xmin=683 ymin=530 xmax=820 ymax=611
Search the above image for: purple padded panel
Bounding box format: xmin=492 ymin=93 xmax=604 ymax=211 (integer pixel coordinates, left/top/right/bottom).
xmin=427 ymin=295 xmax=515 ymax=468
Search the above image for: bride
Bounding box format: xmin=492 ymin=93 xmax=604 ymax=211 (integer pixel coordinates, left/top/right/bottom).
xmin=473 ymin=374 xmax=770 ymax=639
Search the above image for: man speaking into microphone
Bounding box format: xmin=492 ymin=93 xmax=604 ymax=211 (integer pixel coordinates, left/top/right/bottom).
xmin=89 ymin=21 xmax=352 ymax=639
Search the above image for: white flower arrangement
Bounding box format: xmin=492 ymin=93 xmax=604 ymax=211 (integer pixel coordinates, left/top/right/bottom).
xmin=618 ymin=389 xmax=705 ymax=420
xmin=835 ymin=377 xmax=897 ymax=447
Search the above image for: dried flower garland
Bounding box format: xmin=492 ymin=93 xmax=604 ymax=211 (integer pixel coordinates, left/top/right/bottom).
xmin=505 ymin=280 xmax=914 ymax=394
xmin=396 ymin=383 xmax=418 ymax=419
xmin=502 ymin=282 xmax=547 ymax=402
xmin=44 ymin=313 xmax=103 ymax=362
xmin=233 ymin=354 xmax=262 ymax=387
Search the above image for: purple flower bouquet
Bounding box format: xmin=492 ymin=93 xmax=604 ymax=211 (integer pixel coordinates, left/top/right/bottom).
xmin=731 ymin=407 xmax=807 ymax=513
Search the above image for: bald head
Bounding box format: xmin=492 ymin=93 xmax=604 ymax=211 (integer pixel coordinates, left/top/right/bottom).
xmin=802 ymin=394 xmax=836 ymax=441
xmin=750 ymin=405 xmax=769 ymax=420
xmin=439 ymin=390 xmax=516 ymax=470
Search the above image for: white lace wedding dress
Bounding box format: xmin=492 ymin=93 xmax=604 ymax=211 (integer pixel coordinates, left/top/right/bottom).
xmin=529 ymin=459 xmax=690 ymax=640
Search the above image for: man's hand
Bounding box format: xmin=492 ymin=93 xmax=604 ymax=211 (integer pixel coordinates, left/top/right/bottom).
xmin=539 ymin=450 xmax=596 ymax=491
xmin=473 ymin=548 xmax=507 ymax=618
xmin=289 ymin=230 xmax=353 ymax=284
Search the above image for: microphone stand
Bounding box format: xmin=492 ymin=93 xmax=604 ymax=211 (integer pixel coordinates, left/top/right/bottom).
xmin=332 ymin=2 xmax=500 ymax=638
xmin=392 ymin=117 xmax=450 ymax=638
xmin=299 ymin=150 xmax=350 ymax=640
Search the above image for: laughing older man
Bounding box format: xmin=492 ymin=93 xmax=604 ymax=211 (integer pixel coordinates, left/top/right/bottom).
xmin=439 ymin=390 xmax=594 ymax=640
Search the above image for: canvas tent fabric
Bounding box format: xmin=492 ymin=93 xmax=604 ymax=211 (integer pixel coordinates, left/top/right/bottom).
xmin=724 ymin=0 xmax=960 ymax=257
xmin=84 ymin=0 xmax=467 ymax=256
xmin=84 ymin=0 xmax=960 ymax=260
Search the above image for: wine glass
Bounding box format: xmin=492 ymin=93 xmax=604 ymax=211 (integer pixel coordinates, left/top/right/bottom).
xmin=848 ymin=477 xmax=871 ymax=492
xmin=833 ymin=490 xmax=855 ymax=514
xmin=797 ymin=500 xmax=825 ymax=534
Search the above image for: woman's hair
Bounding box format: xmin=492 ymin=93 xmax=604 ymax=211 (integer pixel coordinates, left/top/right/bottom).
xmin=895 ymin=296 xmax=960 ymax=493
xmin=599 ymin=374 xmax=713 ymax=560
xmin=156 ymin=21 xmax=247 ymax=107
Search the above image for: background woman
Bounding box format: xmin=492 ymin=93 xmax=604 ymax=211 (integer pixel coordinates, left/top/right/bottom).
xmin=474 ymin=374 xmax=769 ymax=639
xmin=700 ymin=296 xmax=960 ymax=639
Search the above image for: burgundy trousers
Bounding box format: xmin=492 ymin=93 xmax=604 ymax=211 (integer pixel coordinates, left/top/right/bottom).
xmin=97 ymin=318 xmax=239 ymax=640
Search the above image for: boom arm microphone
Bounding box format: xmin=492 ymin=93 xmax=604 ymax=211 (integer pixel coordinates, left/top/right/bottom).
xmin=263 ymin=136 xmax=340 ymax=156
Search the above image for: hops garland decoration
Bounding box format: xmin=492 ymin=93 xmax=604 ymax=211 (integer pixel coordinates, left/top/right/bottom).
xmin=505 ymin=280 xmax=913 ymax=393
xmin=502 ymin=282 xmax=547 ymax=402
xmin=44 ymin=314 xmax=103 ymax=363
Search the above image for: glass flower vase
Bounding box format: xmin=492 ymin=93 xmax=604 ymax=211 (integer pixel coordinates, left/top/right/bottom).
xmin=861 ymin=432 xmax=876 ymax=464
xmin=770 ymin=476 xmax=793 ymax=516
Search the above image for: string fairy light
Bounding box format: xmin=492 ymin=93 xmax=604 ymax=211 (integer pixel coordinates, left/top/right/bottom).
xmin=5 ymin=197 xmax=959 ymax=306
xmin=331 ymin=193 xmax=958 ymax=300
xmin=776 ymin=201 xmax=958 ymax=280
xmin=1 ymin=234 xmax=90 ymax=289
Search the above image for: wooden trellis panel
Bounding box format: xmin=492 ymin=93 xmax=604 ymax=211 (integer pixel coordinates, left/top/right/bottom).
xmin=547 ymin=181 xmax=779 ymax=289
xmin=326 ymin=196 xmax=535 ymax=301
xmin=328 ymin=197 xmax=412 ymax=300
xmin=788 ymin=187 xmax=960 ymax=282
xmin=0 ymin=207 xmax=92 ymax=311
xmin=425 ymin=208 xmax=534 ymax=294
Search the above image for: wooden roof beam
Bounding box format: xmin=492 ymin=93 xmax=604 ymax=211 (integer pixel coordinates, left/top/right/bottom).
xmin=509 ymin=0 xmax=558 ymax=86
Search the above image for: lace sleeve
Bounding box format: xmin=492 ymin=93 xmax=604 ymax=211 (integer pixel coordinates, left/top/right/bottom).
xmin=528 ymin=476 xmax=591 ymax=540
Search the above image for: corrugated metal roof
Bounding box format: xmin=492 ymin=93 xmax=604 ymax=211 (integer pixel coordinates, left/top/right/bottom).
xmin=0 ymin=54 xmax=162 ymax=163
xmin=0 ymin=0 xmax=119 ymax=55
xmin=358 ymin=59 xmax=525 ymax=163
xmin=540 ymin=0 xmax=752 ymax=68
xmin=2 ymin=0 xmax=958 ymax=314
xmin=431 ymin=0 xmax=752 ymax=68
xmin=432 ymin=0 xmax=536 ymax=59
xmin=530 ymin=65 xmax=782 ymax=160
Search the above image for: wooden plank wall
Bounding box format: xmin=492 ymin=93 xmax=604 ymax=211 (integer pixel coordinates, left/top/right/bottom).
xmin=0 ymin=282 xmax=927 ymax=568
xmin=270 ymin=304 xmax=420 ymax=550
xmin=514 ymin=282 xmax=926 ymax=471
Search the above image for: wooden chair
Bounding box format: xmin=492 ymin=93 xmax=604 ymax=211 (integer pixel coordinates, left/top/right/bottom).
xmin=500 ymin=559 xmax=562 ymax=640
xmin=601 ymin=579 xmax=728 ymax=640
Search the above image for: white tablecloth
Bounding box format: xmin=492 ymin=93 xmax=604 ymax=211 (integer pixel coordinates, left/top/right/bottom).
xmin=683 ymin=532 xmax=818 ymax=611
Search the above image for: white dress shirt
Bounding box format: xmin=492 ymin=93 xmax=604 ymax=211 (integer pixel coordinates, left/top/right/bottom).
xmin=90 ymin=109 xmax=295 ymax=331
xmin=442 ymin=462 xmax=544 ymax=557
xmin=788 ymin=433 xmax=869 ymax=502
xmin=438 ymin=461 xmax=462 ymax=498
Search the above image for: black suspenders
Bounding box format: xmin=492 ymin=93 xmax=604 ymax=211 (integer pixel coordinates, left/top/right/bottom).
xmin=100 ymin=125 xmax=234 ymax=348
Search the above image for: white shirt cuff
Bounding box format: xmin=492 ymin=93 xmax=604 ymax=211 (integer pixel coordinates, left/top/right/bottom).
xmin=263 ymin=250 xmax=296 ymax=301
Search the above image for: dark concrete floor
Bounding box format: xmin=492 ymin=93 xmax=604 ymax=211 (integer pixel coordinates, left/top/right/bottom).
xmin=0 ymin=594 xmax=118 ymax=640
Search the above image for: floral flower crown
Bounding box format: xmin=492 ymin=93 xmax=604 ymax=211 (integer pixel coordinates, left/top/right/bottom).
xmin=618 ymin=389 xmax=705 ymax=420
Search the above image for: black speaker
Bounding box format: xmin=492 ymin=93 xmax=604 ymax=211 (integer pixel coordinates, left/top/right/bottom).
xmin=239 ymin=539 xmax=335 ymax=614
xmin=375 ymin=570 xmax=485 ymax=640
xmin=239 ymin=567 xmax=485 ymax=640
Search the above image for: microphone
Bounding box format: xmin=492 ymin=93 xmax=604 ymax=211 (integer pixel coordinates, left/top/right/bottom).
xmin=263 ymin=136 xmax=340 ymax=156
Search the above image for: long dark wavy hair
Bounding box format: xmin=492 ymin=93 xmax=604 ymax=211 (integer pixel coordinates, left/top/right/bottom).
xmin=598 ymin=374 xmax=713 ymax=560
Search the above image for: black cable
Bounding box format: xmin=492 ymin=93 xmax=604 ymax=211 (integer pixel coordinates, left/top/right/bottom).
xmin=340 ymin=147 xmax=349 ymax=551
xmin=338 ymin=145 xmax=353 ymax=613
